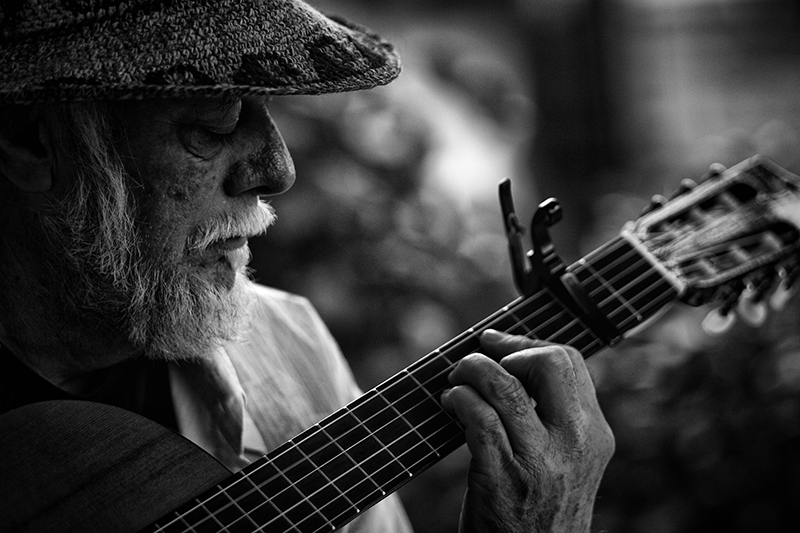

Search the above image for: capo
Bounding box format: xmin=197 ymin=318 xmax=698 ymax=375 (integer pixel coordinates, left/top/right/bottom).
xmin=499 ymin=179 xmax=622 ymax=347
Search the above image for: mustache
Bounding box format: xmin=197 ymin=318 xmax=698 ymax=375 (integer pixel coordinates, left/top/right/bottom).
xmin=186 ymin=201 xmax=277 ymax=253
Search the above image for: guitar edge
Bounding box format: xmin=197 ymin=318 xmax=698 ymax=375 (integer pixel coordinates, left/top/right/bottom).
xmin=0 ymin=400 xmax=230 ymax=533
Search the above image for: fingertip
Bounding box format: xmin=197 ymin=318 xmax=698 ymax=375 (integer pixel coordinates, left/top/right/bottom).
xmin=440 ymin=387 xmax=453 ymax=408
xmin=480 ymin=328 xmax=505 ymax=342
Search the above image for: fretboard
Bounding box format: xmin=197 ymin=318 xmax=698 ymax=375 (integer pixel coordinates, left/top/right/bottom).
xmin=145 ymin=235 xmax=680 ymax=533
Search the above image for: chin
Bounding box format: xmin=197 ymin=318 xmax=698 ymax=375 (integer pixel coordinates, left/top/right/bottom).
xmin=134 ymin=265 xmax=256 ymax=363
xmin=207 ymin=246 xmax=252 ymax=292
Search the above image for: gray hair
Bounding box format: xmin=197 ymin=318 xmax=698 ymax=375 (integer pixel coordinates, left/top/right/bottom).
xmin=30 ymin=102 xmax=262 ymax=361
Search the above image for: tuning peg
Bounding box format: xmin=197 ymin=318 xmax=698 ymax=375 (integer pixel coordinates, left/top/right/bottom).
xmin=702 ymin=285 xmax=740 ymax=335
xmin=737 ymin=284 xmax=768 ymax=327
xmin=704 ymin=163 xmax=727 ymax=180
xmin=641 ymin=194 xmax=668 ymax=216
xmin=702 ymin=306 xmax=737 ymax=335
xmin=770 ymin=267 xmax=798 ymax=311
xmin=770 ymin=282 xmax=795 ymax=311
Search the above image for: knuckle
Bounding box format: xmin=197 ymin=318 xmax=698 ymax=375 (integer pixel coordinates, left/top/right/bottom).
xmin=543 ymin=346 xmax=573 ymax=371
xmin=486 ymin=373 xmax=530 ymax=418
xmin=597 ymin=418 xmax=616 ymax=460
xmin=461 ymin=352 xmax=489 ymax=366
xmin=486 ymin=371 xmax=523 ymax=399
xmin=474 ymin=410 xmax=505 ymax=446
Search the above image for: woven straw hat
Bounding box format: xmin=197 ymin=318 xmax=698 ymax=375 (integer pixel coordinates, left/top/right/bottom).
xmin=0 ymin=0 xmax=401 ymax=104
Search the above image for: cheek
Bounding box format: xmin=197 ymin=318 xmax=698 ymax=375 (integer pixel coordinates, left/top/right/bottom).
xmin=132 ymin=160 xmax=222 ymax=261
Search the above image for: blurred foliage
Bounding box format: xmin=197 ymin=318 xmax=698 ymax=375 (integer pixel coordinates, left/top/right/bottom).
xmin=249 ymin=1 xmax=800 ymax=532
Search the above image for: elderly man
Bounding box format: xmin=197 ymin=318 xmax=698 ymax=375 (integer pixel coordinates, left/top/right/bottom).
xmin=0 ymin=1 xmax=614 ymax=532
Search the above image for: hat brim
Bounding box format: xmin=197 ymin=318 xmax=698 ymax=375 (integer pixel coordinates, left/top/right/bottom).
xmin=0 ymin=0 xmax=401 ymax=104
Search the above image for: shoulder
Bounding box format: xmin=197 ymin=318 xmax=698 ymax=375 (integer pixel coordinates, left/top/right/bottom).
xmin=245 ymin=283 xmax=333 ymax=344
xmin=227 ymin=282 xmax=359 ymax=405
xmin=247 ymin=282 xmax=317 ymax=319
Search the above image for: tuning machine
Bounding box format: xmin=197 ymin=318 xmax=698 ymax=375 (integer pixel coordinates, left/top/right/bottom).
xmin=702 ymin=264 xmax=800 ymax=335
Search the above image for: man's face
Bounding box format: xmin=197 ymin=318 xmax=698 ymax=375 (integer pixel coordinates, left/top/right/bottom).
xmin=113 ymin=96 xmax=295 ymax=291
xmin=43 ymin=96 xmax=295 ymax=362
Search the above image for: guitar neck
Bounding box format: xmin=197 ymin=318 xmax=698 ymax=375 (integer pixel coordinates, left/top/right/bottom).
xmin=146 ymin=235 xmax=681 ymax=533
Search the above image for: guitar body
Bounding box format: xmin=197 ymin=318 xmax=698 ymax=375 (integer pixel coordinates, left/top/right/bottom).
xmin=0 ymin=401 xmax=229 ymax=533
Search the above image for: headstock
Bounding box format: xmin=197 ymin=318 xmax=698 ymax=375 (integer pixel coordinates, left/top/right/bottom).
xmin=624 ymin=155 xmax=800 ymax=329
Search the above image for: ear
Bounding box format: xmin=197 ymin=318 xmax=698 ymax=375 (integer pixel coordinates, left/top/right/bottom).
xmin=0 ymin=108 xmax=55 ymax=193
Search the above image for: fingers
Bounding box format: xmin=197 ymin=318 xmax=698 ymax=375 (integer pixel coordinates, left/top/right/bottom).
xmin=442 ymin=330 xmax=589 ymax=449
xmin=440 ymin=377 xmax=523 ymax=469
xmin=479 ymin=328 xmax=544 ymax=359
xmin=500 ymin=346 xmax=583 ymax=433
xmin=442 ymin=353 xmax=544 ymax=456
xmin=482 ymin=328 xmax=592 ymax=390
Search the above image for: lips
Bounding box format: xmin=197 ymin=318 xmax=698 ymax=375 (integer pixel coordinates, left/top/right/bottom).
xmin=213 ymin=236 xmax=247 ymax=251
xmin=192 ymin=237 xmax=249 ymax=267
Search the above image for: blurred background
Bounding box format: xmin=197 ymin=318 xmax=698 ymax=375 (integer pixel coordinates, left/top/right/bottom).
xmin=249 ymin=0 xmax=800 ymax=531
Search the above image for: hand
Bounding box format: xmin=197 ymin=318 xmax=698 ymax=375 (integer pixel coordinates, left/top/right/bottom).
xmin=440 ymin=329 xmax=614 ymax=533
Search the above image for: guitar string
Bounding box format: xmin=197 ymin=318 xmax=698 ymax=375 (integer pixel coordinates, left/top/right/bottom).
xmin=156 ymin=237 xmax=662 ymax=533
xmin=157 ymin=237 xmax=675 ymax=532
xmin=190 ymin=298 xmax=667 ymax=533
xmin=161 ymin=241 xmax=675 ymax=533
xmin=279 ymin=245 xmax=681 ymax=533
xmin=639 ymin=228 xmax=784 ymax=288
xmin=634 ymin=193 xmax=775 ymax=278
xmin=165 ymin=294 xmax=570 ymax=533
xmin=233 ymin=284 xmax=609 ymax=532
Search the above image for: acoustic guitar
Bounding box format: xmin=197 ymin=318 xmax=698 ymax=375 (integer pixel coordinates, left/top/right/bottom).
xmin=3 ymin=156 xmax=800 ymax=533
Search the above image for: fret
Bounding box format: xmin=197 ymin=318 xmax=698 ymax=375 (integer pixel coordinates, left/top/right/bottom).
xmin=504 ymin=290 xmax=602 ymax=351
xmin=487 ymin=307 xmax=529 ymax=335
xmin=262 ymin=446 xmax=334 ymax=532
xmin=219 ymin=487 xmax=256 ymax=533
xmin=236 ymin=476 xmax=292 ymax=532
xmin=295 ymin=436 xmax=361 ymax=523
xmin=417 ymin=416 xmax=464 ymax=455
xmin=179 ymin=503 xmax=222 ymax=533
xmin=612 ymin=266 xmax=669 ymax=311
xmin=375 ymin=391 xmax=439 ymax=457
xmin=351 ymin=392 xmax=416 ymax=476
xmin=628 ymin=281 xmax=676 ymax=324
xmin=576 ymin=258 xmax=650 ymax=326
xmin=401 ymin=369 xmax=450 ymax=408
xmin=156 ymin=518 xmax=188 ymax=533
xmin=529 ymin=299 xmax=582 ymax=341
xmin=156 ymin=475 xmax=259 ymax=533
xmin=615 ymin=270 xmax=675 ymax=320
xmin=405 ymin=353 xmax=455 ymax=394
xmin=203 ymin=491 xmax=247 ymax=530
xmin=295 ymin=427 xmax=366 ymax=504
xmin=558 ymin=321 xmax=601 ymax=352
xmin=575 ymin=237 xmax=679 ymax=323
xmin=319 ymin=410 xmax=386 ymax=498
xmin=385 ymin=380 xmax=451 ymax=436
xmin=505 ymin=293 xmax=558 ymax=334
xmin=323 ymin=405 xmax=406 ymax=492
xmin=288 ymin=447 xmax=342 ymax=531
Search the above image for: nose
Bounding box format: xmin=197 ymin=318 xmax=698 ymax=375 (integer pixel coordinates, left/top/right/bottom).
xmin=223 ymin=99 xmax=296 ymax=198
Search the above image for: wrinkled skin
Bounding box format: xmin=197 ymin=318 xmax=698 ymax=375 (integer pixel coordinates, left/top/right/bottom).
xmin=441 ymin=330 xmax=615 ymax=533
